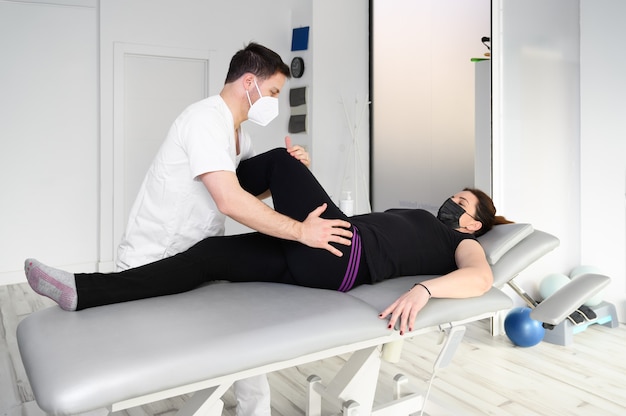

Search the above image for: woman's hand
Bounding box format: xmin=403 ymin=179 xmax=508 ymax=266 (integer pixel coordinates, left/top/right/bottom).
xmin=379 ymin=283 xmax=431 ymax=335
xmin=285 ymin=136 xmax=310 ymax=168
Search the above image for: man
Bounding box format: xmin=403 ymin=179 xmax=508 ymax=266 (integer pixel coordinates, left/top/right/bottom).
xmin=116 ymin=43 xmax=353 ymax=416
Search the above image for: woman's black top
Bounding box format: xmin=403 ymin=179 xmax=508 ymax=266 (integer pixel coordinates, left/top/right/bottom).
xmin=351 ymin=209 xmax=476 ymax=283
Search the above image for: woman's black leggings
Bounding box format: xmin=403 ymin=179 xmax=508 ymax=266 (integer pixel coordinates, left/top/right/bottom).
xmin=75 ymin=148 xmax=370 ymax=310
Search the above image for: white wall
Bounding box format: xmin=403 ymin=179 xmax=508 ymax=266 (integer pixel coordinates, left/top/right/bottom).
xmin=371 ymin=0 xmax=491 ymax=212
xmin=0 ymin=0 xmax=99 ymax=282
xmin=493 ymin=0 xmax=626 ymax=321
xmin=492 ymin=0 xmax=581 ymax=303
xmin=579 ymin=0 xmax=626 ymax=320
xmin=310 ymin=1 xmax=370 ymax=212
xmin=269 ymin=0 xmax=371 ymax=213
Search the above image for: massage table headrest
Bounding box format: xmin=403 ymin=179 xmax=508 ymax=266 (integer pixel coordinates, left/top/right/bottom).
xmin=477 ymin=223 xmax=534 ymax=264
xmin=477 ymin=224 xmax=560 ymax=288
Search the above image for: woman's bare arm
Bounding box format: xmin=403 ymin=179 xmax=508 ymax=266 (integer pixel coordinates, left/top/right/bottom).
xmin=379 ymin=239 xmax=493 ymax=334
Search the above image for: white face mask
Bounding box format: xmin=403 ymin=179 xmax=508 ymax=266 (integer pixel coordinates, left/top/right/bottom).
xmin=246 ymin=78 xmax=279 ymax=126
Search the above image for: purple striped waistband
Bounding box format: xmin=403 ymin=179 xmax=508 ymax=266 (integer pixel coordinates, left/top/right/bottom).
xmin=338 ymin=226 xmax=361 ymax=292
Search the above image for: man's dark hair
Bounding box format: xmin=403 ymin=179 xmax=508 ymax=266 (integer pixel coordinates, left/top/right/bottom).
xmin=225 ymin=42 xmax=290 ymax=83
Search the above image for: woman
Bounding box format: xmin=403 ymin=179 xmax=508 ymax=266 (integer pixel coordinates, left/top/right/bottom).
xmin=25 ymin=148 xmax=511 ymax=334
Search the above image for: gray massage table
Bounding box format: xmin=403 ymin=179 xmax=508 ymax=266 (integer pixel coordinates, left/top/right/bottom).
xmin=16 ymin=223 xmax=609 ymax=415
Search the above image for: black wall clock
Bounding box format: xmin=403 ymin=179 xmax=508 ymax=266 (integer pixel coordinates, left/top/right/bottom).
xmin=290 ymin=57 xmax=305 ymax=78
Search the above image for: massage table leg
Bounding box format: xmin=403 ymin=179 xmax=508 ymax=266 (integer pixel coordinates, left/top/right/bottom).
xmin=174 ymin=385 xmax=229 ymax=416
xmin=342 ymin=400 xmax=359 ymax=415
xmin=108 ymin=383 xmax=232 ymax=416
xmin=371 ymin=394 xmax=426 ymax=416
xmin=488 ymin=310 xmax=509 ymax=336
xmin=306 ymin=346 xmax=381 ymax=414
xmin=306 ymin=328 xmax=468 ymax=416
xmin=380 ymin=339 xmax=404 ymax=363
xmin=308 ymin=362 xmax=425 ymax=416
xmin=371 ymin=374 xmax=426 ymax=416
xmin=306 ymin=375 xmax=323 ymax=416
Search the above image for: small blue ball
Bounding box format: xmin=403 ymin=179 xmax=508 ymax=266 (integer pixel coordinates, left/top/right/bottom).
xmin=504 ymin=307 xmax=545 ymax=347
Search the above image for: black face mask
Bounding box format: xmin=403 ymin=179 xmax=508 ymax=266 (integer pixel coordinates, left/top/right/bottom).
xmin=437 ymin=198 xmax=466 ymax=229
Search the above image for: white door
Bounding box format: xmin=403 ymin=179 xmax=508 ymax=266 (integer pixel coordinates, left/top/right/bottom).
xmin=110 ymin=44 xmax=211 ymax=266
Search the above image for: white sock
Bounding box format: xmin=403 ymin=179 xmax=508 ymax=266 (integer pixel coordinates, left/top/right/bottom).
xmin=24 ymin=259 xmax=77 ymax=311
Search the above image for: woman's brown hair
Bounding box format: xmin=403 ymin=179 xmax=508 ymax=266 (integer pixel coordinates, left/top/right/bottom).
xmin=465 ymin=188 xmax=513 ymax=237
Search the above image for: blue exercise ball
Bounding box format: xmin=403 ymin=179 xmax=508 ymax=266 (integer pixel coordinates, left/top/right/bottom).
xmin=504 ymin=307 xmax=545 ymax=347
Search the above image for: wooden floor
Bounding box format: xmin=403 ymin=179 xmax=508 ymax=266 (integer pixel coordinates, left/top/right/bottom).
xmin=2 ymin=282 xmax=625 ymax=416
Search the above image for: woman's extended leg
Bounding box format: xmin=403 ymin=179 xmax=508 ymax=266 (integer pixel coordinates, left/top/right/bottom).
xmin=25 ymin=232 xmax=293 ymax=311
xmin=24 ymin=149 xmax=366 ymax=311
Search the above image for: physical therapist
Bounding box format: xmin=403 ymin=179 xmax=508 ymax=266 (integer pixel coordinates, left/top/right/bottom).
xmin=116 ymin=42 xmax=353 ymax=416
